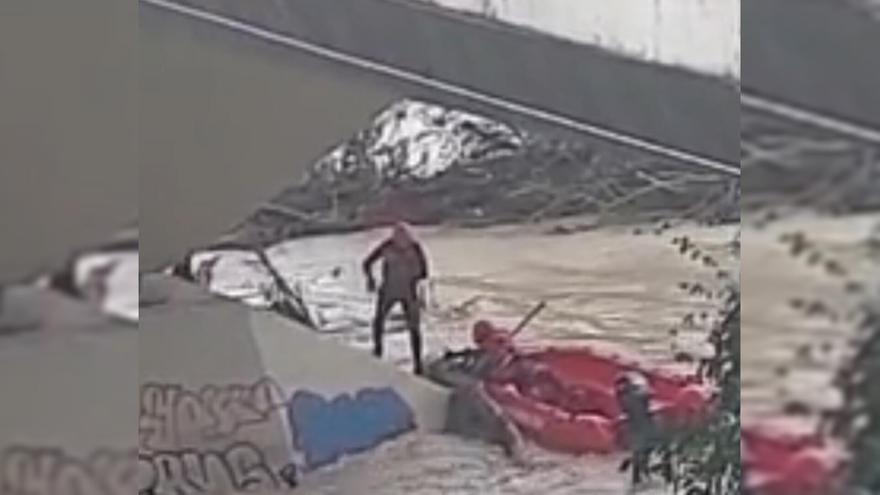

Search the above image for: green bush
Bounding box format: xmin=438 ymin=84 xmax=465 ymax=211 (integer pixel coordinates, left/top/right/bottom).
xmin=832 ymin=307 xmax=880 ymax=494
xmin=664 ymin=292 xmax=742 ymax=495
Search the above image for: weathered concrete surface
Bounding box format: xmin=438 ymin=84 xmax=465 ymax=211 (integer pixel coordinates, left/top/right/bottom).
xmin=141 ymin=274 xmax=448 ymax=429
xmin=248 ymin=309 xmax=450 ymax=432
xmin=140 ymin=275 xmax=271 ymax=385
xmin=139 ymin=276 xmax=298 ymax=492
xmin=743 ymin=0 xmax=880 ymax=129
xmin=140 ymin=274 xmax=448 ymax=483
xmin=0 ymin=0 xmax=136 ymax=284
xmin=0 ymin=288 xmax=137 ymax=455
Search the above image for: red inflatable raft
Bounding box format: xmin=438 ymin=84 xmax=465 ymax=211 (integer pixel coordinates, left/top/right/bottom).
xmin=743 ymin=426 xmax=847 ymax=495
xmin=455 ymin=320 xmax=847 ymax=493
xmin=471 ymin=322 xmax=713 ymax=454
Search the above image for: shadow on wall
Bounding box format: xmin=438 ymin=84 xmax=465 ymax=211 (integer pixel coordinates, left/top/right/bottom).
xmin=288 ymin=387 xmax=417 ymax=470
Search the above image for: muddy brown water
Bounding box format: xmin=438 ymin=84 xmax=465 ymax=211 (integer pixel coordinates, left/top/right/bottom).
xmin=741 ymin=212 xmax=879 ymax=428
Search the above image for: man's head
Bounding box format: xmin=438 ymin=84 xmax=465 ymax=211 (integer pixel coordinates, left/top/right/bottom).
xmin=615 ymin=371 xmax=649 ymax=399
xmin=390 ymin=222 xmax=415 ymax=247
xmin=473 ymin=320 xmax=514 ymax=352
xmin=473 ymin=320 xmax=496 ymax=347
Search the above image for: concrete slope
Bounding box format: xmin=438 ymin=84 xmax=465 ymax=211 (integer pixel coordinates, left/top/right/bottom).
xmin=0 ymin=292 xmax=137 ymax=454
xmin=0 ymin=289 xmax=137 ymax=494
xmin=248 ymin=309 xmax=450 ymax=432
xmin=140 ymin=274 xmax=448 ymax=488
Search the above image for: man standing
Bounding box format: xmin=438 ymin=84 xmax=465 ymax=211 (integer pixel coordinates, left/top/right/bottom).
xmin=363 ymin=222 xmax=429 ymax=374
xmin=615 ymin=372 xmax=662 ymax=488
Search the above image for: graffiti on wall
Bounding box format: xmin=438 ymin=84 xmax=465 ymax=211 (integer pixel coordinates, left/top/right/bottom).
xmin=141 ymin=442 xmax=298 ymax=494
xmin=287 ymin=387 xmax=417 ymax=470
xmin=0 ymin=444 xmax=298 ymax=495
xmin=139 ymin=377 xmax=286 ymax=451
xmin=0 ymin=378 xmax=416 ymax=494
xmin=0 ymin=447 xmax=137 ymax=495
xmin=139 ymin=377 xmax=416 ymax=471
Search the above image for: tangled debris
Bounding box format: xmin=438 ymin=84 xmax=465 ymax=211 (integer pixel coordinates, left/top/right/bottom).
xmin=742 ymin=110 xmax=880 ymax=215
xmin=228 ymin=101 xmax=738 ymax=246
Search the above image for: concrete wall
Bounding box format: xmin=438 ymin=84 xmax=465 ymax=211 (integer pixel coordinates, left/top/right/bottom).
xmin=0 ymin=0 xmax=137 ymax=284
xmin=410 ymin=0 xmax=740 ymax=78
xmin=742 ymin=0 xmax=880 ymax=129
xmin=0 ymin=289 xmax=138 ymax=494
xmin=139 ymin=274 xmax=448 ymax=490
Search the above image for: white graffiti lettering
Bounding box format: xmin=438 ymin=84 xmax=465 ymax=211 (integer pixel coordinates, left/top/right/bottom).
xmin=1 ymin=447 xmax=138 ymax=495
xmin=1 ymin=444 xmax=297 ymax=495
xmin=140 ymin=442 xmax=295 ymax=494
xmin=139 ymin=378 xmax=285 ymax=451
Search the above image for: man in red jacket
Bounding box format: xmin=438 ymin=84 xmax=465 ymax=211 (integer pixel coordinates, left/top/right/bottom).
xmin=363 ymin=222 xmax=429 ymax=374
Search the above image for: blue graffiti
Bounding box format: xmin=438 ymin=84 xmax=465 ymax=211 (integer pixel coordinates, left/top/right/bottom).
xmin=287 ymin=387 xmax=416 ymax=470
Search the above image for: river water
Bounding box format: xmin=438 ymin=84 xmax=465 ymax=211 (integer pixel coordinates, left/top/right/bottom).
xmin=195 ymin=218 xmax=739 ymax=494
xmin=741 ymin=212 xmax=879 ymax=426
xmin=200 ymin=221 xmax=738 ymax=376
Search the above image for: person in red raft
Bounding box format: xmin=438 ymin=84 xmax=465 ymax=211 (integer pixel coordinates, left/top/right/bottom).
xmin=363 ymin=222 xmax=430 ymax=375
xmin=469 ymin=320 xmax=597 ymax=415
xmin=469 ymin=321 xmax=668 ymax=487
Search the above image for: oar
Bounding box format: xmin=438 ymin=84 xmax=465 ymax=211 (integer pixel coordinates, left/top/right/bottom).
xmin=510 ymin=301 xmax=547 ymax=338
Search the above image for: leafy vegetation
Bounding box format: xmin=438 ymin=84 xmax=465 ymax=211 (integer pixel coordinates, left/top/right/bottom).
xmin=665 ymin=291 xmax=741 ymax=495
xmin=652 ymin=231 xmax=742 ymax=495
xmin=778 ymin=224 xmax=879 ymax=494
xmin=843 ymin=225 xmax=880 ymax=493
xmin=831 ymin=305 xmax=880 ymax=494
